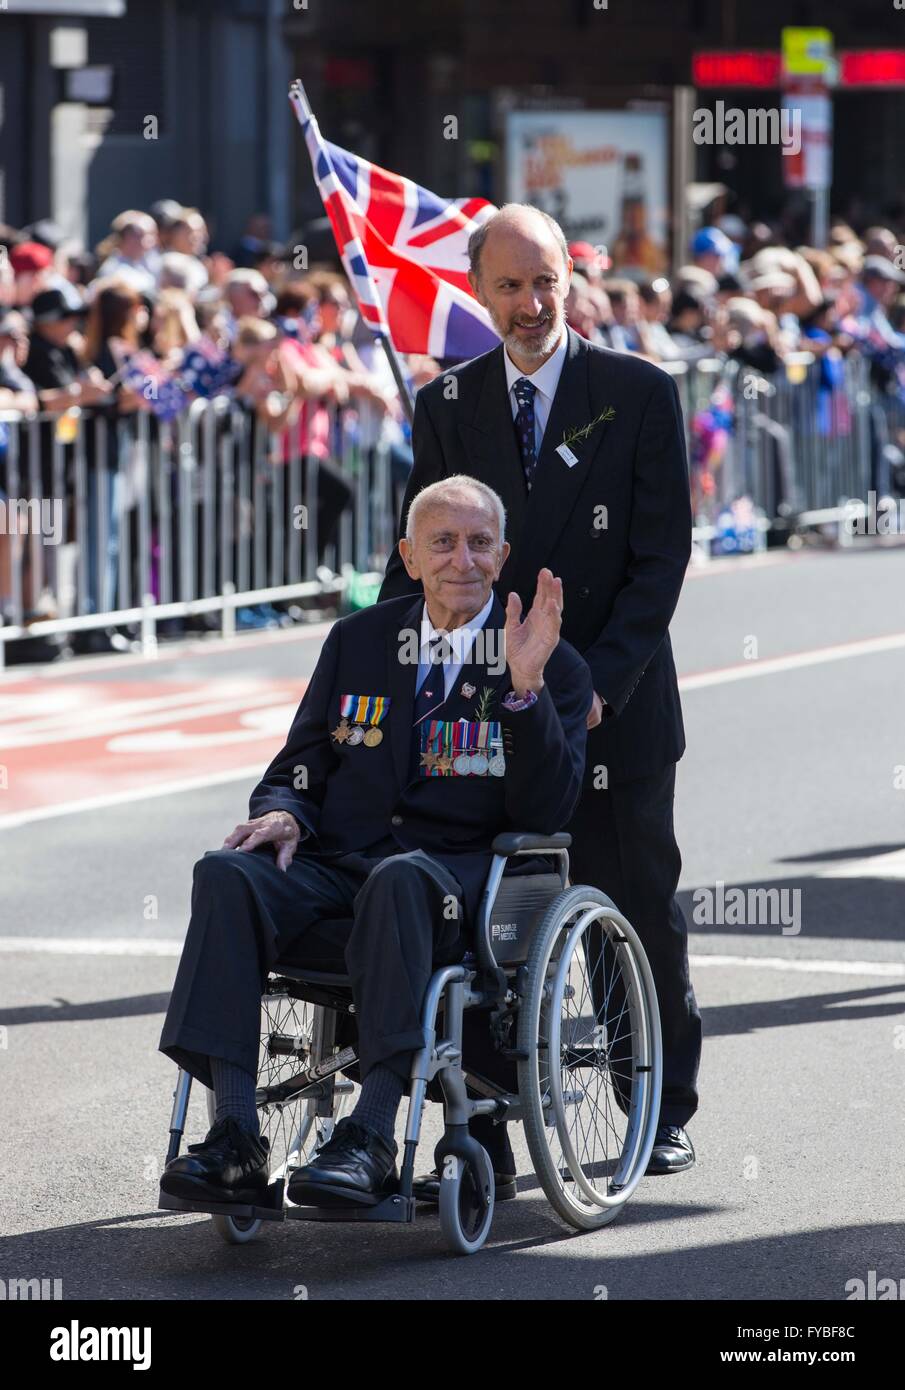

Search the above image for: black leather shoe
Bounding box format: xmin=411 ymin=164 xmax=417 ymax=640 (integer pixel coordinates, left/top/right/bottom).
xmin=645 ymin=1124 xmax=695 ymax=1175
xmin=287 ymin=1118 xmax=398 ymax=1207
xmin=412 ymin=1168 xmax=517 ymax=1203
xmin=160 ymin=1117 xmax=270 ymax=1203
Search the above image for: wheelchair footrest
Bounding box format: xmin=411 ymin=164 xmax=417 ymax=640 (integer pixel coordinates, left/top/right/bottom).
xmin=158 ymin=1178 xmax=286 ymax=1221
xmin=286 ymin=1192 xmax=416 ymax=1224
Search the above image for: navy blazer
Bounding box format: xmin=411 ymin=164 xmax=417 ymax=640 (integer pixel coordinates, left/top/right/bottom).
xmin=378 ymin=325 xmax=692 ymax=782
xmin=248 ymin=592 xmax=592 ymax=923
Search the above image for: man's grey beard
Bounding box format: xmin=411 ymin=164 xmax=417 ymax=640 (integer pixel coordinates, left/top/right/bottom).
xmin=490 ymin=308 xmax=563 ymax=360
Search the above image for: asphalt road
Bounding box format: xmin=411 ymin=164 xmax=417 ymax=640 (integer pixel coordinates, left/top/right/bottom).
xmin=2 ymin=540 xmax=904 ymax=1300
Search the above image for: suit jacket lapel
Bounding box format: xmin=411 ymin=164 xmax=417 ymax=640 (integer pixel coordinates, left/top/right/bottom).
xmin=439 ymin=594 xmax=511 ymax=725
xmin=386 ymin=593 xmax=425 ymax=790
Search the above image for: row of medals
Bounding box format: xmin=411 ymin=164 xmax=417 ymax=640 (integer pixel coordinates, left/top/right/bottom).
xmin=424 ymin=740 xmax=506 ymax=777
xmin=332 ymin=716 xmax=505 ymax=776
xmin=332 ymin=718 xmax=383 ymax=747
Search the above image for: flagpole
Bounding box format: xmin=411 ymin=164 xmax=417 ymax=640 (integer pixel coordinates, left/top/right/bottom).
xmin=288 ymin=80 xmax=415 ymax=427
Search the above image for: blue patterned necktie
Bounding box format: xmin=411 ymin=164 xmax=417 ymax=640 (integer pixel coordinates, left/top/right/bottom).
xmin=512 ymin=376 xmax=538 ymax=491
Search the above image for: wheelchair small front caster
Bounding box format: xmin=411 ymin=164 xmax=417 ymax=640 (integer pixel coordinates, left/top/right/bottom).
xmin=438 ymin=1146 xmax=495 ymax=1255
xmin=211 ymin=1211 xmax=262 ymax=1245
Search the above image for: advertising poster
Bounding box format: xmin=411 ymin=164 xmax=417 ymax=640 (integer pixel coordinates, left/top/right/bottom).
xmin=505 ymin=108 xmax=670 ymax=273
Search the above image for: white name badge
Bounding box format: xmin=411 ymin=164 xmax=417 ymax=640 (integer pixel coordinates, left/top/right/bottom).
xmin=556 ymin=443 xmax=579 ymax=467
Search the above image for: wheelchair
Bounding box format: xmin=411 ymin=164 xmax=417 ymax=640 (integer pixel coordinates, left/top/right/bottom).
xmin=159 ymin=831 xmax=662 ymax=1255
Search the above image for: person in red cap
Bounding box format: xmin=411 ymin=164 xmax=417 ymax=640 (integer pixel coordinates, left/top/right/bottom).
xmin=10 ymin=241 xmax=55 ymax=308
xmin=567 ymin=240 xmax=611 ymax=286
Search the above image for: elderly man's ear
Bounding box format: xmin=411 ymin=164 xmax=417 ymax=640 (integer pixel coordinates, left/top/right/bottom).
xmin=398 ymin=537 xmax=418 ymax=578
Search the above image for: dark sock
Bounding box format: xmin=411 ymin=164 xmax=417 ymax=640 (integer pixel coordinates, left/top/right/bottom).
xmin=350 ymin=1063 xmax=405 ymax=1143
xmin=210 ymin=1055 xmax=260 ymax=1137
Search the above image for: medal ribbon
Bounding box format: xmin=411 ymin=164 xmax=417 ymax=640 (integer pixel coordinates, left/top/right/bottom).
xmin=340 ymin=694 xmax=390 ymax=726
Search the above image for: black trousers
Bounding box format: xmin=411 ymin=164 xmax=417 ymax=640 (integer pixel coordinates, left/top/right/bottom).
xmin=158 ymin=841 xmax=468 ymax=1090
xmin=565 ymin=763 xmax=702 ymax=1128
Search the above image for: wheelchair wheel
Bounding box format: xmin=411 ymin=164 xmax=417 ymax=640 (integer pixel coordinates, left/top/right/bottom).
xmin=206 ymin=992 xmax=351 ymax=1244
xmin=517 ymin=886 xmax=662 ymax=1231
xmin=438 ymin=1147 xmax=495 ymax=1255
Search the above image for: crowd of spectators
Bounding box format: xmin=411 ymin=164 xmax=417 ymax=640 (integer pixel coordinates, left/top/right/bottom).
xmin=0 ymin=204 xmax=439 ymax=655
xmin=565 ymin=217 xmax=905 ymax=379
xmin=2 ymin=200 xmax=904 ymax=659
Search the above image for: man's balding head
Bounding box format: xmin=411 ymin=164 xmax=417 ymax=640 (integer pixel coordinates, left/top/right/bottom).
xmin=467 ymin=204 xmax=572 ymax=367
xmin=468 ymin=204 xmax=570 ymax=282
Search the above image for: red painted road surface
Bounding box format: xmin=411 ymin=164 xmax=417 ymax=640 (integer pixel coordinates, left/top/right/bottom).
xmin=0 ymin=676 xmax=306 ymax=817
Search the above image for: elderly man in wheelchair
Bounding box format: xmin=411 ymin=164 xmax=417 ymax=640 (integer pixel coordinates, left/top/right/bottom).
xmin=158 ymin=475 xmax=662 ymax=1253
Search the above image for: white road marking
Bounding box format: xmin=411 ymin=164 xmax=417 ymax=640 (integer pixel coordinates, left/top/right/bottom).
xmin=0 ymin=678 xmax=279 ymax=735
xmin=108 ymin=704 xmax=297 ymax=751
xmin=0 ymin=936 xmax=183 ymax=956
xmin=1 ymin=688 xmax=295 ymax=750
xmin=689 ymin=953 xmax=905 ymax=978
xmin=0 ymin=936 xmax=901 ymax=980
xmin=817 ymin=847 xmax=905 ymax=880
xmin=679 ymin=630 xmax=905 ymax=691
xmin=0 ymin=619 xmax=334 ymax=681
xmin=0 ymin=764 xmax=265 ymax=830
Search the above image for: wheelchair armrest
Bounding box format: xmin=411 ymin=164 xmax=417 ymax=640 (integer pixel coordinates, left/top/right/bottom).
xmin=491 ymin=831 xmax=571 ymax=856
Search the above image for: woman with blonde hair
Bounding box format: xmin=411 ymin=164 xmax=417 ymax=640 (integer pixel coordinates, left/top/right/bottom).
xmin=151 ymin=288 xmax=201 ymax=365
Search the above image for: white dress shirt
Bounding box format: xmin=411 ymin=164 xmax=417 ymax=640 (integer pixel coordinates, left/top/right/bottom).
xmin=503 ymin=323 xmax=568 ymax=453
xmin=415 ymin=591 xmax=495 ymax=700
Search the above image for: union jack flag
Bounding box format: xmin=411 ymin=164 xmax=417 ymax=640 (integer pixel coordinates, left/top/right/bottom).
xmin=290 ymin=85 xmax=500 ymax=363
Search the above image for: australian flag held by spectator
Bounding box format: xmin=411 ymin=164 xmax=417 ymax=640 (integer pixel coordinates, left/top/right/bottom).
xmin=120 ymin=351 xmax=190 ymax=421
xmin=290 ymin=83 xmax=500 ymax=362
xmin=177 ymin=336 xmax=241 ymax=399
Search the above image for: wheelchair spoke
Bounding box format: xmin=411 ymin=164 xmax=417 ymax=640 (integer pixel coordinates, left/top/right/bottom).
xmin=530 ymin=903 xmax=656 ymax=1211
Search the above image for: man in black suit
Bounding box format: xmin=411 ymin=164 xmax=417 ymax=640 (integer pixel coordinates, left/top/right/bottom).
xmin=379 ymin=204 xmax=701 ymax=1174
xmin=159 ymin=475 xmax=591 ymax=1208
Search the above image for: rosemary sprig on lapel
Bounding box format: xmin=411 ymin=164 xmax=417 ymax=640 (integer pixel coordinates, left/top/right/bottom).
xmin=561 ymin=406 xmax=616 ymax=450
xmin=475 ymin=685 xmax=496 ymax=721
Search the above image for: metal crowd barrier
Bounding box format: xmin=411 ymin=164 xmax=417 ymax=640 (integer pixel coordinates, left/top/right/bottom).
xmin=0 ymin=396 xmax=400 ymax=666
xmin=663 ymin=350 xmax=877 ymax=554
xmin=0 ymin=351 xmax=894 ymax=662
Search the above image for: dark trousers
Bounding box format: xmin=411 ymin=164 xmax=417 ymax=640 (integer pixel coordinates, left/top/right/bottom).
xmin=158 ymin=842 xmax=468 ymax=1091
xmin=565 ymin=763 xmax=702 ymax=1127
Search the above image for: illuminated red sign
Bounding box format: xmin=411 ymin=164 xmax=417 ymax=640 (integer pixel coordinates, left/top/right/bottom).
xmin=693 ymin=52 xmax=782 ymax=88
xmin=693 ymin=49 xmax=905 ymax=88
xmin=840 ymin=50 xmax=905 ymax=86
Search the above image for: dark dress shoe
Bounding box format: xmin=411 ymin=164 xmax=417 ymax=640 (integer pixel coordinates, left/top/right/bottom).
xmin=159 ymin=1117 xmax=270 ymax=1203
xmin=412 ymin=1168 xmax=517 ymax=1203
xmin=645 ymin=1124 xmax=695 ymax=1175
xmin=287 ymin=1118 xmax=398 ymax=1207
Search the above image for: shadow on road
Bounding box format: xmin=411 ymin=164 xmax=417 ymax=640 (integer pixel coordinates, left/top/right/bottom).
xmin=2 ymin=1208 xmax=901 ymax=1300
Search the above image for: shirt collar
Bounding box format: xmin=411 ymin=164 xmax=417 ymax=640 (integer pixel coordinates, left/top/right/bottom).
xmin=420 ymin=589 xmax=495 ymax=665
xmin=503 ymin=322 xmax=568 ymax=406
